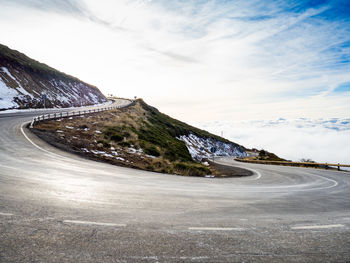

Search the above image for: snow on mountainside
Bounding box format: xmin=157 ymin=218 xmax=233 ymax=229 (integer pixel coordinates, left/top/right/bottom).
xmin=0 ymin=44 xmax=107 ymax=110
xmin=179 ymin=133 xmax=247 ymax=161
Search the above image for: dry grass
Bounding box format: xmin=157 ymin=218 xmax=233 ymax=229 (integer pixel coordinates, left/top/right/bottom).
xmin=33 ymin=103 xmax=212 ymax=176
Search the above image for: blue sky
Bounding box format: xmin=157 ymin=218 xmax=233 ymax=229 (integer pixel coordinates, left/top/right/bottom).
xmin=0 ymin=0 xmax=349 ymax=121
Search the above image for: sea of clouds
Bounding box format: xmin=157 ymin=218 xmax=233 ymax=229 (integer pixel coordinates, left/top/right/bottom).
xmin=196 ymin=118 xmax=350 ymax=164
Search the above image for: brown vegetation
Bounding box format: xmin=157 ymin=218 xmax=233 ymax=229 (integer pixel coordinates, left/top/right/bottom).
xmin=32 ymin=100 xmax=253 ymax=177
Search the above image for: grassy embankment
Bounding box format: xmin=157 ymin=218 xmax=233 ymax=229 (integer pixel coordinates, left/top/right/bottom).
xmin=33 ymin=99 xmax=241 ymax=176
xmin=241 ymin=149 xmax=286 ymax=162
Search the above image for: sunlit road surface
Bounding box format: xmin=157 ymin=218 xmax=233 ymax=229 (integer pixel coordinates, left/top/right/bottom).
xmin=0 ymin=99 xmax=349 ymax=262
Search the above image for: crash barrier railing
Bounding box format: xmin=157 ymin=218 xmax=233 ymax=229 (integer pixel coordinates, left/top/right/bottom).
xmin=235 ymin=159 xmax=350 ymax=171
xmin=30 ymin=100 xmax=135 ymax=128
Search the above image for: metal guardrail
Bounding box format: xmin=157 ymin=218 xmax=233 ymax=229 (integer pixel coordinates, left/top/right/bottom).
xmin=30 ymin=101 xmax=134 ymax=128
xmin=235 ymin=159 xmax=350 ymax=171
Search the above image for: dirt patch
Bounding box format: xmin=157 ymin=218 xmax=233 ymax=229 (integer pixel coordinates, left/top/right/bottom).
xmin=207 ymin=161 xmax=253 ymax=177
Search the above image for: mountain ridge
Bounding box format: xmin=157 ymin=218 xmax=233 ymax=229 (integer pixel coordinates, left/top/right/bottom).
xmin=0 ymin=43 xmax=106 ymax=110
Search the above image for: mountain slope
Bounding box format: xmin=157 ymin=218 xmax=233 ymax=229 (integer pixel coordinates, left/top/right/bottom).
xmin=0 ymin=43 xmax=107 ymax=110
xmin=136 ymin=100 xmax=247 ymax=161
xmin=32 ymin=99 xmax=248 ymax=177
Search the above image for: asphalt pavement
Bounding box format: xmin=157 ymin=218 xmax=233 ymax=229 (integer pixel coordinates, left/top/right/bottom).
xmin=0 ymin=99 xmax=349 ymax=262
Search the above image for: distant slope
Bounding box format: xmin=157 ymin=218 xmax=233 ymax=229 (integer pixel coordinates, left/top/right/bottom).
xmin=0 ymin=43 xmax=107 ymax=110
xmin=137 ymin=100 xmax=248 ymax=161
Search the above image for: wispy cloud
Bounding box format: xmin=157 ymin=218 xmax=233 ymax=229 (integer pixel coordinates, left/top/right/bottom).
xmin=0 ymin=0 xmax=85 ymax=14
xmin=0 ymin=0 xmax=349 ymax=121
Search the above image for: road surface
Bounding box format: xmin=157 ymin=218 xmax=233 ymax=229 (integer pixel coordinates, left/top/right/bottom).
xmin=0 ymin=99 xmax=349 ymax=262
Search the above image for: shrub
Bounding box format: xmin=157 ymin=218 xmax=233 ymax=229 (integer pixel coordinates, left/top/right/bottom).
xmin=119 ymin=141 xmax=131 ymax=147
xmin=146 ymin=165 xmax=154 ymax=171
xmin=300 ymin=158 xmax=315 ymax=163
xmin=259 ymin=150 xmax=266 ymax=157
xmin=97 ymin=140 xmax=110 ymax=148
xmin=111 ymin=134 xmax=123 ymax=142
xmin=174 ymin=162 xmax=211 ymax=177
xmin=145 ymin=145 xmax=160 ymax=157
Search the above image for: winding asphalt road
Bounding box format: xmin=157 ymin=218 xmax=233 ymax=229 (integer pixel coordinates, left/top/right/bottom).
xmin=0 ymin=99 xmax=349 ymax=262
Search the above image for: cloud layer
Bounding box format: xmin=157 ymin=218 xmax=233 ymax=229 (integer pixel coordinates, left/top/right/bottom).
xmin=196 ymin=118 xmax=350 ymax=164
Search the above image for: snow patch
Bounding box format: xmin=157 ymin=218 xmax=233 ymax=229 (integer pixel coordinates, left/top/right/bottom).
xmin=1 ymin=67 xmax=16 ymax=81
xmin=145 ymin=154 xmax=157 ymax=159
xmin=127 ymin=147 xmax=143 ymax=155
xmin=1 ymin=67 xmax=34 ymax=99
xmin=16 ymin=86 xmax=34 ymax=99
xmin=90 ymin=150 xmax=115 ymax=158
xmin=179 ymin=133 xmax=247 ymax=161
xmin=0 ymin=77 xmax=19 ymax=109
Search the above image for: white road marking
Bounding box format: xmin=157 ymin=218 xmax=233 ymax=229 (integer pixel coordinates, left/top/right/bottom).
xmin=21 ymin=122 xmax=68 ymax=160
xmin=300 ymin=171 xmax=339 ymax=191
xmin=0 ymin=212 xmax=14 ymax=216
xmin=188 ymin=227 xmax=245 ymax=231
xmin=215 ymin=159 xmax=262 ymax=181
xmin=21 ymin=119 xmax=338 ymax=194
xmin=63 ymin=220 xmax=126 ymax=227
xmin=248 ymin=168 xmax=262 ymax=180
xmin=214 ymin=160 xmax=339 ymax=192
xmin=291 ymin=224 xmax=344 ymax=230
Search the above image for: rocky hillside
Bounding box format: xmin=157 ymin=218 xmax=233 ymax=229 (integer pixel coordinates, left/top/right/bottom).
xmin=0 ymin=43 xmax=107 ymax=110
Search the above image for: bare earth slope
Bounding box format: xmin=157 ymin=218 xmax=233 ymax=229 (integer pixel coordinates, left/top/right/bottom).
xmin=0 ymin=43 xmax=107 ymax=110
